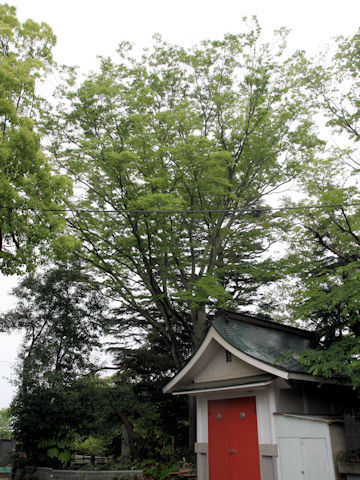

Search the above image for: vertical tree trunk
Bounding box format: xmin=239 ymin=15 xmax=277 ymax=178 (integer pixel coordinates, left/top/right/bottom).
xmin=117 ymin=410 xmax=140 ymax=460
xmin=191 ymin=307 xmax=207 ymax=351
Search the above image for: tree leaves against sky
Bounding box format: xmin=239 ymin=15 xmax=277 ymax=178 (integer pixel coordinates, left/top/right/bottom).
xmin=0 ymin=4 xmax=71 ymax=275
xmin=48 ymin=23 xmax=322 ymax=367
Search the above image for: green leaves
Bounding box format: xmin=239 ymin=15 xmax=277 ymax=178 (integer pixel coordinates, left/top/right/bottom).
xmin=272 ymin=29 xmax=360 ymax=386
xmin=0 ymin=408 xmax=13 ymax=439
xmin=297 ymin=337 xmax=360 ymax=387
xmin=71 ymin=434 xmax=108 ymax=457
xmin=0 ymin=4 xmax=71 ymax=274
xmin=179 ymin=275 xmax=232 ymax=310
xmin=47 ymin=22 xmax=323 ymax=363
xmin=6 ymin=261 xmax=109 ymax=389
xmin=39 ymin=439 xmax=72 ymax=465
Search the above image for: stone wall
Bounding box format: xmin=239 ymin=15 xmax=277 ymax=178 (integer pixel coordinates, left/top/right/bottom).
xmin=18 ymin=467 xmax=142 ymax=480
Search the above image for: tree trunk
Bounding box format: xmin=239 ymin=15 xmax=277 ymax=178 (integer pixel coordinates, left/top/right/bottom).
xmin=191 ymin=306 xmax=207 ymax=351
xmin=117 ymin=410 xmax=140 ymax=460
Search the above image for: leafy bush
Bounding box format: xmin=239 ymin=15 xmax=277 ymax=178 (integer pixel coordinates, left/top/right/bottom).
xmin=140 ymin=459 xmax=179 ymax=480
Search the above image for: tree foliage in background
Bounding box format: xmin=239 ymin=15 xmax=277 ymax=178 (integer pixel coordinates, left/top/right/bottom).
xmin=49 ymin=22 xmax=322 ymax=371
xmin=10 ymin=372 xmax=188 ymax=468
xmin=5 ymin=261 xmax=108 ymax=388
xmin=0 ymin=4 xmax=71 ymax=274
xmin=11 ymin=377 xmax=101 ymax=466
xmin=6 ymin=261 xmax=108 ymax=463
xmin=0 ymin=407 xmax=13 ymax=439
xmin=313 ymin=29 xmax=360 ymax=150
xmin=276 ymin=29 xmax=360 ymax=386
xmin=97 ymin=373 xmax=188 ymax=462
xmin=6 ymin=261 xmax=187 ymax=466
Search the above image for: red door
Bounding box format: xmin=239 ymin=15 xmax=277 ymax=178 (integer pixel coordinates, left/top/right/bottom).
xmin=208 ymin=397 xmax=261 ymax=480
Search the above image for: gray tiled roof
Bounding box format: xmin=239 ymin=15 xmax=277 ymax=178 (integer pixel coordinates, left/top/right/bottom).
xmin=212 ymin=313 xmax=312 ymax=373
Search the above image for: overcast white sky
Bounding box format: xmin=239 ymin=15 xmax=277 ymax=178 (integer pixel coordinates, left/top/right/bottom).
xmin=1 ymin=0 xmax=360 ymax=408
xmin=7 ymin=0 xmax=360 ymax=69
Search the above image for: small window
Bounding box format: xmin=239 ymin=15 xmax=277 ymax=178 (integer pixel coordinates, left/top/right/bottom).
xmin=226 ymin=350 xmax=232 ymax=362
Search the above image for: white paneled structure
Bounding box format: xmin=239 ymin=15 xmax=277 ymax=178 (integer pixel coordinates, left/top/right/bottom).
xmin=275 ymin=415 xmax=337 ymax=480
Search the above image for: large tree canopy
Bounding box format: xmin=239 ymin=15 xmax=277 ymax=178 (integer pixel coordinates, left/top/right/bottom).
xmin=49 ymin=24 xmax=322 ymax=368
xmin=0 ymin=4 xmax=71 ymax=274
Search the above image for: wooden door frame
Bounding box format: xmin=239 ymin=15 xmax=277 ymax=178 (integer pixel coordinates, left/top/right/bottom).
xmin=195 ymin=386 xmax=278 ymax=480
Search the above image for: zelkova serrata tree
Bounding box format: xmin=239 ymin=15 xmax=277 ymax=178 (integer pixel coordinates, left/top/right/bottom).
xmin=49 ymin=23 xmax=322 ymax=369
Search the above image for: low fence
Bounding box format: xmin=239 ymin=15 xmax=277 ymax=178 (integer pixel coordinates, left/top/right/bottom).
xmin=17 ymin=467 xmax=143 ymax=480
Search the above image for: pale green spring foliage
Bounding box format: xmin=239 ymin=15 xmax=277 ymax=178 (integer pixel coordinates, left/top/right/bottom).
xmin=48 ymin=21 xmax=322 ymax=364
xmin=0 ymin=4 xmax=71 ymax=274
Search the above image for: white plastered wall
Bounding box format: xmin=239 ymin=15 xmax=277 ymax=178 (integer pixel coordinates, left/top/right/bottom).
xmin=194 ymin=343 xmax=263 ymax=383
